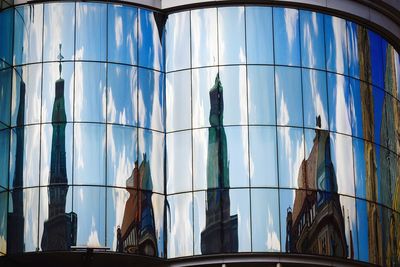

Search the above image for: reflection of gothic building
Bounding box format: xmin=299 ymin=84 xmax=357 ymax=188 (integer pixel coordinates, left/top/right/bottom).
xmin=116 ymin=154 xmax=157 ymax=256
xmin=41 ymin=45 xmax=77 ymax=251
xmin=200 ymin=74 xmax=238 ymax=254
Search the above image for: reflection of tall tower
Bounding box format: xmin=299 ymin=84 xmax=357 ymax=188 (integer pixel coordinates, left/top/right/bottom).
xmin=41 ymin=44 xmax=77 ymax=251
xmin=201 ymin=74 xmax=238 ymax=254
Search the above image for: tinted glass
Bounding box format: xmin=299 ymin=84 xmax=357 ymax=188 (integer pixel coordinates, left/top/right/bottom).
xmin=192 ymin=128 xmax=207 ymax=190
xmin=368 ymin=30 xmax=384 ymax=89
xmin=328 ymin=73 xmax=351 ymax=135
xmin=0 ymin=130 xmax=9 ymax=188
xmin=352 ymin=138 xmax=367 ymax=199
xmin=0 ymin=68 xmax=11 ymax=126
xmin=325 ymin=15 xmax=348 ymax=75
xmin=349 ymin=78 xmax=363 ymax=139
xmin=0 ymin=9 xmax=13 ymax=67
xmin=347 ymin=21 xmax=360 ymax=79
xmin=300 ymin=11 xmax=325 ymax=69
xmin=225 ymin=127 xmax=249 ymax=188
xmin=0 ymin=192 xmax=6 ymax=254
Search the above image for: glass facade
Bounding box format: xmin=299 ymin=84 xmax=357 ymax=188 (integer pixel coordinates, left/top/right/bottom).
xmin=0 ymin=2 xmax=399 ymax=266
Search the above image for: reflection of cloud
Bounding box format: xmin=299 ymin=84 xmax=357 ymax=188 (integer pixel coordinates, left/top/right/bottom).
xmin=87 ymin=217 xmax=100 ymax=247
xmin=192 ymin=9 xmax=217 ymax=66
xmin=114 ymin=15 xmax=123 ymax=48
xmin=332 ymin=17 xmax=346 ymax=72
xmin=24 ymin=126 xmax=40 ymax=187
xmin=303 ymin=12 xmax=318 ymax=67
xmin=308 ymin=70 xmax=328 ymax=126
xmin=334 ymin=75 xmax=351 ymax=133
xmin=280 ymin=127 xmax=304 ymax=188
xmin=284 ymin=9 xmax=298 ymax=59
xmin=169 ymin=196 xmax=191 ymax=257
xmin=332 ymin=134 xmax=354 ymax=195
xmin=266 ymin=207 xmax=280 ymax=251
xmin=111 ymin=189 xmax=129 ymax=250
xmin=276 ymin=76 xmax=289 ymax=125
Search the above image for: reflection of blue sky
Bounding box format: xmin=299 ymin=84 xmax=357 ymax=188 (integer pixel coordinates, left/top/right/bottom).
xmin=193 ymin=129 xmax=208 ymax=190
xmin=300 ymin=11 xmax=325 ymax=69
xmin=352 ymin=139 xmax=367 ymax=198
xmin=193 ymin=191 xmax=205 ymax=255
xmin=225 ymin=127 xmax=249 ymax=188
xmin=23 ymin=188 xmax=39 ymax=251
xmin=106 ymin=188 xmax=129 ymax=250
xmin=0 ymin=69 xmax=11 ymax=125
xmin=229 ymin=189 xmax=251 ymax=252
xmin=347 ymin=22 xmax=360 ymax=78
xmin=368 ymin=31 xmax=384 ymax=88
xmin=356 ymin=199 xmax=369 ymax=261
xmin=349 ymin=79 xmax=363 ymax=138
xmin=340 ymin=196 xmax=358 ymax=260
xmin=325 ymin=15 xmax=347 ymax=75
xmin=0 ymin=130 xmax=9 ymax=188
xmin=279 ymin=189 xmax=296 ymax=251
xmin=0 ymin=9 xmax=13 ymax=65
xmin=151 ymin=193 xmax=165 ymax=257
xmin=166 ymin=11 xmax=190 ymax=71
xmin=372 ymin=87 xmax=384 ymax=145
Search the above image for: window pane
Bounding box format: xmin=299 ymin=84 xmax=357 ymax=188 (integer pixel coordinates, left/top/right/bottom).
xmin=75 ymin=3 xmax=106 ymax=61
xmin=166 ymin=131 xmax=192 ymax=194
xmin=247 ymin=66 xmax=275 ymax=125
xmin=74 ymin=62 xmax=106 ymax=123
xmin=108 ymin=4 xmax=137 ymax=65
xmin=0 ymin=9 xmax=13 ymax=67
xmin=225 ymin=127 xmax=249 ymax=188
xmin=43 ymin=3 xmax=75 ymax=61
xmin=352 ymin=138 xmax=367 ymax=199
xmin=0 ymin=68 xmax=11 ymax=126
xmin=246 ymin=7 xmax=273 ymax=64
xmin=385 ymin=94 xmax=400 ymax=154
xmin=325 ymin=15 xmax=348 ymax=75
xmin=302 ymin=69 xmax=328 ymax=129
xmin=347 ymin=21 xmax=360 ymax=79
xmin=107 ymin=64 xmax=137 ymax=126
xmin=372 ymin=87 xmax=385 ymax=145
xmin=74 ymin=124 xmax=106 ymax=185
xmin=249 ymin=126 xmax=278 ymax=187
xmin=106 ymin=125 xmax=136 ymax=187
xmin=166 ymin=70 xmax=191 ymax=132
xmin=42 ymin=62 xmax=74 ymax=123
xmin=14 ymin=4 xmax=43 ymax=65
xmin=328 ymin=73 xmax=351 ymax=135
xmin=339 ymin=195 xmax=358 ymax=260
xmin=349 ymin=78 xmax=363 ymax=139
xmin=0 ymin=130 xmax=9 ymax=189
xmin=368 ymin=30 xmax=384 ymax=89
xmin=193 ymin=128 xmax=207 ymax=191
xmin=276 ymin=66 xmax=302 ymax=127
xmin=0 ymin=192 xmax=7 ymax=254
xmin=166 ymin=11 xmax=190 ymax=71
xmin=191 ymin=8 xmax=217 ymax=68
xmin=218 ymin=7 xmax=245 ymax=65
xmin=273 ymin=8 xmax=300 ymax=66
xmin=300 ymin=11 xmax=325 ymax=69
xmin=139 ymin=9 xmax=165 ymax=71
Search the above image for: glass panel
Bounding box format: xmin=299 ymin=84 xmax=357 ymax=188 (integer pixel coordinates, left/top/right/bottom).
xmin=167 ymin=193 xmax=193 ymax=258
xmin=191 ymin=8 xmax=218 ymax=68
xmin=138 ymin=9 xmax=165 ymax=71
xmin=300 ymin=11 xmax=325 ymax=69
xmin=138 ymin=129 xmax=164 ymax=194
xmin=73 ymin=124 xmax=106 ymax=185
xmin=349 ymin=78 xmax=363 ymax=139
xmin=138 ymin=68 xmax=164 ymax=132
xmin=218 ymin=7 xmax=245 ymax=65
xmin=73 ymin=186 xmax=105 ymax=247
xmin=325 ymin=15 xmax=348 ymax=75
xmin=328 ymin=73 xmax=351 ymax=135
xmin=368 ymin=30 xmax=384 ymax=89
xmin=11 ymin=64 xmax=42 ymax=126
xmin=273 ymin=8 xmax=300 ymax=66
xmin=166 ymin=70 xmax=191 ymax=132
xmin=9 ymin=125 xmax=40 ymax=188
xmin=247 ymin=66 xmax=275 ymax=125
xmin=347 ymin=21 xmax=360 ymax=79
xmin=192 ymin=67 xmax=218 ymax=128
xmin=0 ymin=68 xmax=11 ymax=126
xmin=277 ymin=127 xmax=304 ymax=189
xmin=249 ymin=126 xmax=278 ymax=187
xmin=0 ymin=130 xmax=9 ymax=188
xmin=165 ymin=11 xmax=190 ymax=72
xmin=7 ymin=188 xmax=38 ymax=253
xmin=40 ymin=123 xmax=73 ymax=186
xmin=302 ymin=69 xmax=328 ymax=130
xmin=43 ymin=2 xmax=75 ymax=61
xmin=276 ymin=66 xmax=302 ymax=127
xmin=219 ymin=66 xmax=247 ymax=126
xmin=106 ymin=125 xmax=136 ymax=188
xmin=0 ymin=9 xmax=13 ymax=67
xmin=339 ymin=195 xmax=358 ymax=260
xmin=38 ymin=185 xmax=73 ymax=251
xmin=13 ymin=4 xmax=43 ymax=65
xmin=193 ymin=128 xmax=207 ymax=191
xmin=384 ymin=45 xmax=399 ymax=97
xmin=74 ymin=62 xmax=106 ymax=123
xmin=0 ymin=192 xmax=7 ymax=254
xmin=379 ymin=147 xmax=391 ymax=208
xmin=75 ymin=3 xmax=106 ymax=61
xmin=166 ymin=131 xmax=192 ymax=194
xmin=352 ymin=138 xmax=367 ymax=199
xmin=151 ymin=193 xmax=165 ymax=257
xmin=42 ymin=62 xmax=74 ymax=123
xmin=385 ymin=94 xmax=399 ymax=154
xmin=108 ymin=4 xmax=137 ymax=65
xmin=372 ymin=87 xmax=385 ymax=145
xmin=251 ymin=189 xmax=280 ymax=252
xmin=245 ymin=7 xmax=273 ymax=64
xmin=107 ymin=64 xmax=137 ymax=126
xmin=225 ymin=127 xmax=249 ymax=188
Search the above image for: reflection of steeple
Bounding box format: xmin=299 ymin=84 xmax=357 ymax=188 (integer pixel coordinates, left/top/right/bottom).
xmin=201 ymin=74 xmax=238 ymax=254
xmin=41 ymin=44 xmax=77 ymax=251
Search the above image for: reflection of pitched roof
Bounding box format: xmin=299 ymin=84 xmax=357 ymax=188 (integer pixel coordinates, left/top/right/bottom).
xmin=121 ymin=189 xmax=137 ymax=237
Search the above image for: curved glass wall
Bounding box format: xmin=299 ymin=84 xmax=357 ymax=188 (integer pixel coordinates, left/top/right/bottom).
xmin=0 ymin=2 xmax=400 ymax=266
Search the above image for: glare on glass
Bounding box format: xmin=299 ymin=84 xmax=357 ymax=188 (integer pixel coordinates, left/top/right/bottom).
xmin=166 ymin=11 xmax=190 ymax=72
xmin=325 ymin=15 xmax=348 ymax=75
xmin=0 ymin=68 xmax=11 ymax=126
xmin=328 ymin=73 xmax=351 ymax=135
xmin=0 ymin=130 xmax=10 ymax=188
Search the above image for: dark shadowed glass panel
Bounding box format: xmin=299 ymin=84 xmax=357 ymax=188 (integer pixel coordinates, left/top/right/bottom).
xmin=372 ymin=87 xmax=385 ymax=145
xmin=107 ymin=64 xmax=137 ymax=126
xmin=276 ymin=66 xmax=302 ymax=127
xmin=379 ymin=147 xmax=392 ymax=208
xmin=166 ymin=131 xmax=192 ymax=194
xmin=9 ymin=125 xmax=40 ymax=188
xmin=246 ymin=6 xmax=273 ymax=64
xmin=251 ymin=189 xmax=280 ymax=252
xmin=191 ymin=8 xmax=218 ymax=68
xmin=73 ymin=124 xmax=105 ymax=185
xmin=302 ymin=69 xmax=328 ymax=130
xmin=138 ymin=68 xmax=164 ymax=132
xmin=368 ymin=30 xmax=384 ymax=89
xmin=75 ymin=3 xmax=106 ymax=61
xmin=166 ymin=11 xmax=190 ymax=72
xmin=74 ymin=62 xmax=106 ymax=123
xmin=167 ymin=193 xmax=193 ymax=258
xmin=7 ymin=188 xmax=38 ymax=253
xmin=349 ymin=78 xmax=363 ymax=139
xmin=13 ymin=4 xmax=43 ymax=65
xmin=277 ymin=127 xmax=304 ymax=189
xmin=0 ymin=68 xmax=11 ymax=126
xmin=385 ymin=93 xmax=400 ymax=154
xmin=106 ymin=125 xmax=136 ymax=188
xmin=325 ymin=15 xmax=348 ymax=75
xmin=347 ymin=21 xmax=360 ymax=79
xmin=0 ymin=130 xmax=9 ymax=188
xmin=328 ymin=73 xmax=351 ymax=135
xmin=11 ymin=64 xmax=42 ymax=126
xmin=108 ymin=4 xmax=137 ymax=65
xmin=139 ymin=9 xmax=165 ymax=71
xmin=300 ymin=10 xmax=325 ymax=69
xmin=42 ymin=62 xmax=74 ymax=123
xmin=73 ymin=186 xmax=105 ymax=247
xmin=0 ymin=192 xmax=6 ymax=254
xmin=166 ymin=70 xmax=191 ymax=132
xmin=218 ymin=7 xmax=245 ymax=65
xmin=247 ymin=66 xmax=275 ymax=125
xmin=0 ymin=9 xmax=13 ymax=68
xmin=138 ymin=129 xmax=164 ymax=194
xmin=249 ymin=126 xmax=278 ymax=187
xmin=273 ymin=8 xmax=300 ymax=66
xmin=43 ymin=3 xmax=75 ymax=61
xmin=352 ymin=138 xmax=367 ymax=199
